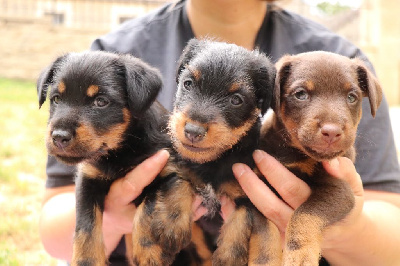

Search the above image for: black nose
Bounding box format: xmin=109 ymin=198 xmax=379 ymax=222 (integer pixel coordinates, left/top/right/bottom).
xmin=321 ymin=124 xmax=342 ymax=144
xmin=52 ymin=129 xmax=73 ymax=149
xmin=184 ymin=123 xmax=207 ymax=143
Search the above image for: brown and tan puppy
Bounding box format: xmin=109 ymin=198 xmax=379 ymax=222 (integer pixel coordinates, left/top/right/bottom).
xmin=168 ymin=39 xmax=281 ymax=266
xmin=260 ymin=51 xmax=382 ymax=265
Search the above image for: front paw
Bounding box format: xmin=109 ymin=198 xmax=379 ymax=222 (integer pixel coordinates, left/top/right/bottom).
xmin=283 ymin=244 xmax=321 ymax=266
xmin=212 ymin=244 xmax=248 ymax=266
xmin=150 ymin=213 xmax=192 ymax=253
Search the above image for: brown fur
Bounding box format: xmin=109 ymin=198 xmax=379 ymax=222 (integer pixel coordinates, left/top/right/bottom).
xmin=38 ymin=51 xmax=212 ymax=265
xmin=72 ymin=206 xmax=106 ymax=266
xmin=132 ymin=178 xmax=196 ymax=265
xmin=87 ymin=85 xmax=99 ymax=97
xmin=169 ymin=108 xmax=260 ymax=163
xmin=191 ymin=223 xmax=213 ymax=266
xmin=58 ymin=81 xmax=66 ymax=93
xmin=168 ymin=38 xmax=277 ymax=265
xmin=248 ymin=213 xmax=282 ymax=266
xmin=261 ymin=51 xmax=382 ymax=265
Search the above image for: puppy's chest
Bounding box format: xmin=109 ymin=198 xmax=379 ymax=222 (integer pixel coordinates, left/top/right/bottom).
xmin=178 ymin=151 xmax=255 ymax=197
xmin=261 ymin=131 xmax=322 ymax=184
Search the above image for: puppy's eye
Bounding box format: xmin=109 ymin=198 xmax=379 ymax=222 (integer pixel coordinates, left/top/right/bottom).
xmin=293 ymin=88 xmax=309 ymax=101
xmin=230 ymin=94 xmax=244 ymax=106
xmin=94 ymin=96 xmax=110 ymax=108
xmin=51 ymin=95 xmax=61 ymax=105
xmin=347 ymin=92 xmax=358 ymax=103
xmin=183 ymin=80 xmax=193 ymax=89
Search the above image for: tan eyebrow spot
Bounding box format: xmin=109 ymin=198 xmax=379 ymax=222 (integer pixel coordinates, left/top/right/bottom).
xmin=58 ymin=81 xmax=66 ymax=93
xmin=187 ymin=65 xmax=201 ymax=81
xmin=229 ymin=82 xmax=241 ymax=92
xmin=306 ymin=80 xmax=315 ymax=91
xmin=87 ymin=85 xmax=99 ymax=97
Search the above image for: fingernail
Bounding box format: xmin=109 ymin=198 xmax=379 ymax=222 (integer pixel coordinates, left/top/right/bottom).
xmin=328 ymin=158 xmax=339 ymax=169
xmin=253 ymin=149 xmax=264 ymax=163
xmin=153 ymin=149 xmax=170 ymax=161
xmin=232 ymin=163 xmax=248 ymax=179
xmin=219 ymin=196 xmax=227 ymax=207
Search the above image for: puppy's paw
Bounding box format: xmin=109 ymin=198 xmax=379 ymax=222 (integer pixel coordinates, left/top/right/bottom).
xmin=71 ymin=259 xmax=106 ymax=266
xmin=283 ymin=246 xmax=321 ymax=266
xmin=212 ymin=244 xmax=248 ymax=266
xmin=150 ymin=216 xmax=192 ymax=254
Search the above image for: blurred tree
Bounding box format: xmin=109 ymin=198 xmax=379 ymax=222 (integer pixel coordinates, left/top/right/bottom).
xmin=317 ymin=2 xmax=350 ymax=15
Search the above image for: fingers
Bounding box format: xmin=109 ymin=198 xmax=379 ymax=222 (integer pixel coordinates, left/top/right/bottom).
xmin=322 ymin=157 xmax=364 ymax=197
xmin=192 ymin=195 xmax=208 ymax=221
xmin=220 ymin=195 xmax=235 ymax=221
xmin=232 ymin=162 xmax=293 ymax=231
xmin=253 ymin=150 xmax=311 ymax=209
xmin=109 ymin=149 xmax=170 ymax=206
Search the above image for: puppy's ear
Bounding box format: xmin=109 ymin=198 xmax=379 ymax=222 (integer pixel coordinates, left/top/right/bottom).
xmin=121 ymin=55 xmax=163 ymax=116
xmin=176 ymin=38 xmax=205 ymax=83
xmin=272 ymin=55 xmax=292 ymax=113
xmin=249 ymin=54 xmax=276 ymax=115
xmin=37 ymin=54 xmax=68 ymax=109
xmin=353 ymin=58 xmax=383 ymax=117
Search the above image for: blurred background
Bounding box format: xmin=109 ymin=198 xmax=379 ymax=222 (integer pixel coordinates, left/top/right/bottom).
xmin=0 ymin=0 xmax=398 ymax=265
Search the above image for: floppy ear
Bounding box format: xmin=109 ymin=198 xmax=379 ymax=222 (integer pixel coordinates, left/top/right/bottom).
xmin=37 ymin=54 xmax=68 ymax=109
xmin=248 ymin=54 xmax=276 ymax=115
xmin=353 ymin=58 xmax=383 ymax=117
xmin=176 ymin=38 xmax=205 ymax=83
xmin=121 ymin=55 xmax=163 ymax=116
xmin=272 ymin=55 xmax=292 ymax=113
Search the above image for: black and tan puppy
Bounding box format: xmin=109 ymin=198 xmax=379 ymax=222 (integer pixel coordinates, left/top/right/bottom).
xmin=37 ymin=51 xmax=208 ymax=266
xmin=260 ymin=51 xmax=383 ymax=265
xmin=167 ymin=39 xmax=281 ymax=265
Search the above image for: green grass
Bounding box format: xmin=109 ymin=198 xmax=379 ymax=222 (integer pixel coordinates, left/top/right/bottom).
xmin=0 ymin=78 xmax=49 ymax=184
xmin=0 ymin=78 xmax=58 ymax=265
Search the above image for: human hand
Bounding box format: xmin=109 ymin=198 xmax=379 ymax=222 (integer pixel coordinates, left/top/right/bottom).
xmin=102 ymin=149 xmax=170 ymax=236
xmin=226 ymin=150 xmax=311 ymax=235
xmin=102 ymin=149 xmax=207 ymax=237
xmin=224 ymin=150 xmax=364 ymax=246
xmin=320 ymin=157 xmax=364 ymax=250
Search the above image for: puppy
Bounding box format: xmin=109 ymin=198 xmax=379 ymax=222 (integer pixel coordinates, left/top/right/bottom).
xmin=167 ymin=39 xmax=281 ymax=265
xmin=37 ymin=51 xmax=207 ymax=266
xmin=260 ymin=51 xmax=383 ymax=265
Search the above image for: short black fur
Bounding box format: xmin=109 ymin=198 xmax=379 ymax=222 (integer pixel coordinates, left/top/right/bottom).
xmin=38 ymin=51 xmax=210 ymax=266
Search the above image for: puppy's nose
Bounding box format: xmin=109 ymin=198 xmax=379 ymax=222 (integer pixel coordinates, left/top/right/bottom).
xmin=184 ymin=123 xmax=207 ymax=143
xmin=321 ymin=124 xmax=342 ymax=144
xmin=52 ymin=129 xmax=73 ymax=149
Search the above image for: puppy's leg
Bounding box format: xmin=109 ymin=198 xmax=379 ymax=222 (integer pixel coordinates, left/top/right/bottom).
xmin=132 ymin=176 xmax=195 ymax=265
xmin=190 ymin=222 xmax=213 ymax=266
xmin=213 ymin=203 xmax=252 ymax=266
xmin=283 ymin=176 xmax=355 ymax=266
xmin=214 ymin=182 xmax=254 ymax=266
xmin=72 ymin=174 xmax=111 ymax=266
xmin=248 ymin=208 xmax=282 ymax=266
xmin=172 ymin=223 xmax=213 ymax=266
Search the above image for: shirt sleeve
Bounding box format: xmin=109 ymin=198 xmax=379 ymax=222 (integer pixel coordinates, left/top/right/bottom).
xmin=45 ymin=155 xmax=76 ymax=188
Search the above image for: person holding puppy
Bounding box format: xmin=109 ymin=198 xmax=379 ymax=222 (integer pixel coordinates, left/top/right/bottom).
xmin=40 ymin=0 xmax=400 ymax=265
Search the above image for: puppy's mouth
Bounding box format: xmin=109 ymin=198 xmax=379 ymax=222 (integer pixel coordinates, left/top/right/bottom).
xmin=182 ymin=143 xmax=212 ymax=153
xmin=304 ymin=145 xmax=344 ymax=161
xmin=50 ymin=143 xmax=109 ymax=165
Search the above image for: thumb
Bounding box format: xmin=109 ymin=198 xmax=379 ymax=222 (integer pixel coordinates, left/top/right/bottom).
xmin=322 ymin=157 xmax=363 ymax=197
xmin=113 ymin=149 xmax=170 ymax=205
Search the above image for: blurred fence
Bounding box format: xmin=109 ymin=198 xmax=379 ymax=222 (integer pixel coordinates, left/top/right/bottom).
xmin=0 ymin=0 xmax=169 ymax=80
xmin=0 ymin=0 xmax=399 ymax=107
xmin=1 ymin=0 xmax=169 ymax=30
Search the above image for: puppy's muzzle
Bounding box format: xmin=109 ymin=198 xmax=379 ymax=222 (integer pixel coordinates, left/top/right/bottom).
xmin=320 ymin=123 xmax=343 ymax=145
xmin=51 ymin=129 xmax=74 ymax=149
xmin=184 ymin=122 xmax=207 ymax=143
